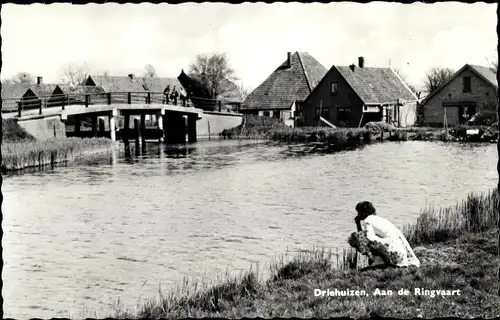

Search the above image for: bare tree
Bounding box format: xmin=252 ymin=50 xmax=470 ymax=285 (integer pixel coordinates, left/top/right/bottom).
xmin=61 ymin=62 xmax=90 ymax=87
xmin=144 ymin=64 xmax=157 ymax=78
xmin=12 ymin=72 xmax=35 ymax=84
xmin=237 ymin=82 xmax=251 ymax=101
xmin=424 ymin=67 xmax=455 ymax=94
xmin=486 ymin=50 xmax=498 ymax=73
xmin=188 ymin=52 xmax=238 ymax=99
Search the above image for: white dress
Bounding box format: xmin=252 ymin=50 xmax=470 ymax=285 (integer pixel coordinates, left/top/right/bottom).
xmin=357 ymin=215 xmax=420 ymax=267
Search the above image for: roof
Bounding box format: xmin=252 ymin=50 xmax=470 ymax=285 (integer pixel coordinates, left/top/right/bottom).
xmin=57 ymin=85 xmax=106 ymax=95
xmin=241 ymin=51 xmax=327 ymax=110
xmin=422 ymin=64 xmax=498 ymax=105
xmin=335 ymin=66 xmax=418 ymax=104
xmin=86 ymin=75 xmax=147 ymax=92
xmin=1 ymin=83 xmax=32 ymax=100
xmin=26 ymin=84 xmax=59 ymax=98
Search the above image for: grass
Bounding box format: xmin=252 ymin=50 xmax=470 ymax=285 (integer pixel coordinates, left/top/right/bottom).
xmin=102 ymin=188 xmax=499 ymax=319
xmin=2 ymin=118 xmax=117 ymax=172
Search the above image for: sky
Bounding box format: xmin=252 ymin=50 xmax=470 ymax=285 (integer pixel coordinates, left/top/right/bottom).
xmin=1 ymin=2 xmax=497 ymax=91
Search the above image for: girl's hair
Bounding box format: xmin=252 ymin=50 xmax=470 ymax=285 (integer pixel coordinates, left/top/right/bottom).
xmin=355 ymin=201 xmax=376 ymax=216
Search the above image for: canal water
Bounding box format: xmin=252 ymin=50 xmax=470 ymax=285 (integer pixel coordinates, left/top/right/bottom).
xmin=2 ymin=140 xmax=497 ymax=318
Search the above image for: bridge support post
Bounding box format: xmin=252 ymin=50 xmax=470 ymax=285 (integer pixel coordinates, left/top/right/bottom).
xmin=163 ymin=112 xmax=186 ymax=144
xmin=140 ymin=113 xmax=146 ymax=145
xmin=75 ymin=116 xmax=81 ymax=136
xmin=109 ymin=109 xmax=117 ymax=142
xmin=158 ymin=110 xmax=165 ymax=142
xmin=92 ymin=115 xmax=98 ymax=137
xmin=98 ymin=118 xmax=105 ymax=137
xmin=187 ymin=116 xmax=197 ymax=143
xmin=123 ymin=113 xmax=130 ymax=143
xmin=134 ymin=118 xmax=141 ymax=151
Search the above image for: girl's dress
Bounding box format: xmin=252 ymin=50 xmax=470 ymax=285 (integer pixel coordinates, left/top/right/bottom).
xmin=354 ymin=215 xmax=420 ymax=267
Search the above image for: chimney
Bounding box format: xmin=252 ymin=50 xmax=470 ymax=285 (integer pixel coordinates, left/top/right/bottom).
xmin=349 ymin=64 xmax=356 ymax=72
xmin=128 ymin=74 xmax=134 ymax=80
xmin=37 ymin=76 xmax=43 ymax=85
xmin=287 ymin=52 xmax=291 ymax=68
xmin=358 ymin=56 xmax=365 ymax=68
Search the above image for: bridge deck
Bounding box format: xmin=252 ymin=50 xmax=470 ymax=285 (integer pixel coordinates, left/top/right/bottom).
xmin=4 ymin=102 xmax=203 ymax=121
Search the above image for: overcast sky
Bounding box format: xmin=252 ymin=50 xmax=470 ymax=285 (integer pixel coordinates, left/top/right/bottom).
xmin=1 ymin=2 xmax=497 ymax=91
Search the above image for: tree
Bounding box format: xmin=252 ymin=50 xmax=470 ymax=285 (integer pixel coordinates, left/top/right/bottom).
xmin=144 ymin=64 xmax=157 ymax=78
xmin=60 ymin=62 xmax=90 ymax=87
xmin=424 ymin=67 xmax=455 ymax=94
xmin=188 ymin=52 xmax=238 ymax=99
xmin=486 ymin=50 xmax=498 ymax=73
xmin=12 ymin=72 xmax=35 ymax=84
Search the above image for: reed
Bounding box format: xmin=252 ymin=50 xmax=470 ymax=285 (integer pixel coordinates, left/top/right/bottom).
xmin=1 ymin=137 xmax=117 ymax=172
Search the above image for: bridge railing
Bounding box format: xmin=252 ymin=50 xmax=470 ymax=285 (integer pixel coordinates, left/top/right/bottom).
xmin=2 ymin=91 xmax=241 ymax=117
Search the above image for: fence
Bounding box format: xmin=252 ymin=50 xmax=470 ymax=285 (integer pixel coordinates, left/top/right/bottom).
xmin=2 ymin=91 xmax=242 ymax=117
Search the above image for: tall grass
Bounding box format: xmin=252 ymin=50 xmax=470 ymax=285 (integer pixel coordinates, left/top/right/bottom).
xmin=1 ymin=137 xmax=116 ymax=172
xmin=109 ymin=188 xmax=498 ymax=319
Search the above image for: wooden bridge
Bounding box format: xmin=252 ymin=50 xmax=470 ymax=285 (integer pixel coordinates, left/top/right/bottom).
xmin=2 ymin=91 xmax=212 ymax=144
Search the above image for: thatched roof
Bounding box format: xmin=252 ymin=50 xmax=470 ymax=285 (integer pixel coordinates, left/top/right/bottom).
xmin=1 ymin=83 xmax=32 ymax=111
xmin=335 ymin=66 xmax=418 ymax=105
xmin=85 ymin=75 xmax=147 ymax=92
xmin=241 ymin=52 xmax=327 ymax=110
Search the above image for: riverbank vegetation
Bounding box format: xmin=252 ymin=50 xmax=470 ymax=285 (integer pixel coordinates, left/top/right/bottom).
xmin=1 ymin=118 xmax=116 ymax=172
xmin=221 ymin=115 xmax=499 ymax=149
xmin=106 ymin=188 xmax=499 ymax=319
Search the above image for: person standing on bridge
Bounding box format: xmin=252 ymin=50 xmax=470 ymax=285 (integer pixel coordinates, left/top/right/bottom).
xmin=171 ymin=86 xmax=179 ymax=106
xmin=163 ymin=85 xmax=171 ymax=104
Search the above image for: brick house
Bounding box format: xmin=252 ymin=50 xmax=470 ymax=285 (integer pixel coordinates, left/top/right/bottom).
xmin=240 ymin=52 xmax=327 ymax=126
xmin=301 ymin=57 xmax=418 ymax=128
xmin=421 ymin=64 xmax=498 ymax=126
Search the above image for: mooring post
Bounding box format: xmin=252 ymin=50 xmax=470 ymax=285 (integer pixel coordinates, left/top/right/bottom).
xmin=109 ymin=109 xmax=117 ymax=142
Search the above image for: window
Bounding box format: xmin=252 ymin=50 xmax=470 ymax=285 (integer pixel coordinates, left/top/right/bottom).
xmin=463 ymin=76 xmax=471 ymax=93
xmin=263 ymin=110 xmax=270 ymax=117
xmin=331 ymin=82 xmax=338 ymax=95
xmin=337 ymin=107 xmax=351 ymax=121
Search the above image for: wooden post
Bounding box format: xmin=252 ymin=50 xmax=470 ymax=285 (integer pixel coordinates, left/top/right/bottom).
xmin=122 ymin=114 xmax=130 ymax=144
xmin=128 ymin=92 xmax=132 ymax=104
xmin=187 ymin=116 xmax=197 ymax=143
xmin=218 ymin=100 xmax=222 ymax=112
xmin=85 ymin=94 xmax=90 ymax=107
xmin=140 ymin=113 xmax=146 ymax=145
xmin=99 ymin=117 xmax=105 ymax=137
xmin=134 ymin=118 xmax=141 ymax=146
xmin=92 ymin=115 xmax=98 ymax=137
xmin=109 ymin=109 xmax=117 ymax=142
xmin=39 ymin=99 xmax=43 ymax=115
xmin=107 ymin=92 xmax=112 ymax=105
xmin=75 ymin=116 xmax=81 ymax=135
xmin=53 ymin=124 xmax=57 ymax=138
xmin=147 ymin=92 xmax=151 ymax=104
xmin=17 ymin=101 xmax=22 ymax=117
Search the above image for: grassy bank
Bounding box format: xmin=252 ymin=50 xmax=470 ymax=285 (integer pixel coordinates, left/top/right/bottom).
xmin=106 ymin=189 xmax=499 ymax=319
xmin=221 ymin=116 xmax=498 ymax=148
xmin=1 ymin=118 xmax=117 ymax=172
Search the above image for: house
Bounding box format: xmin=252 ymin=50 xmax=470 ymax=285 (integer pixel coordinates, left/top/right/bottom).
xmin=52 ymin=85 xmax=107 ymax=106
xmin=17 ymin=77 xmax=59 ymax=110
xmin=1 ymin=83 xmax=33 ymax=112
xmin=84 ymin=74 xmax=148 ymax=93
xmin=421 ymin=64 xmax=498 ymax=127
xmin=301 ymin=57 xmax=419 ymax=128
xmin=240 ymin=51 xmax=328 ymax=125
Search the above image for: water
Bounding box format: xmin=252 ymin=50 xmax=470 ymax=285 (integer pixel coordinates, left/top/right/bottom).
xmin=2 ymin=140 xmax=497 ymax=318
